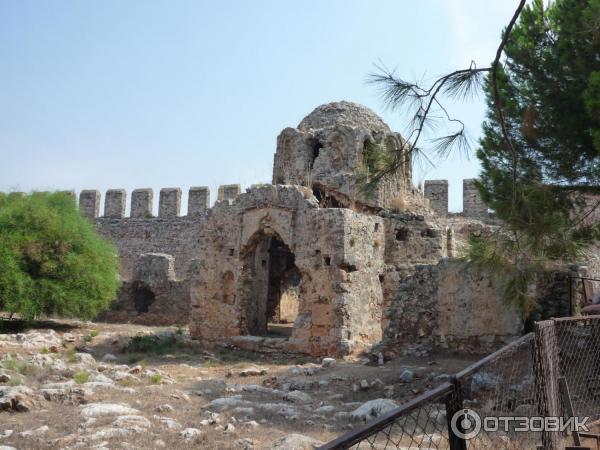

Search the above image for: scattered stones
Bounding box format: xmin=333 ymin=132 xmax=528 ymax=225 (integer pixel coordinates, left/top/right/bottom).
xmin=239 ymin=366 xmax=268 ymax=377
xmin=359 ymin=380 xmax=370 ymax=391
xmin=0 ymin=372 xmax=10 ymax=383
xmin=40 ymin=386 xmax=91 ymax=404
xmin=0 ymin=386 xmax=42 ymax=412
xmin=155 ymin=403 xmax=174 ymax=413
xmin=18 ymin=425 xmax=49 ymax=438
xmin=351 ymin=399 xmax=399 ymax=422
xmin=180 ymin=428 xmax=201 ymax=441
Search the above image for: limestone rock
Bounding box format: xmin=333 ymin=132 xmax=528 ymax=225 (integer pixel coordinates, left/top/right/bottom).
xmin=180 ymin=428 xmax=201 ymax=441
xmin=239 ymin=366 xmax=268 ymax=377
xmin=0 ymin=386 xmax=42 ymax=412
xmin=18 ymin=425 xmax=49 ymax=438
xmin=155 ymin=403 xmax=174 ymax=413
xmin=351 ymin=399 xmax=399 ymax=422
xmin=284 ymin=390 xmax=312 ymax=403
xmin=113 ymin=414 xmax=152 ymax=429
xmin=81 ymin=403 xmax=140 ymax=418
xmin=400 ymin=369 xmax=415 ymax=383
xmin=268 ymin=433 xmax=323 ymax=450
xmin=321 ymin=357 xmax=336 ymax=368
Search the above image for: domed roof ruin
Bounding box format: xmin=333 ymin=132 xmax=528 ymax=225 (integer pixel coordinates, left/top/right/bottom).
xmin=297 ymin=101 xmax=391 ymax=132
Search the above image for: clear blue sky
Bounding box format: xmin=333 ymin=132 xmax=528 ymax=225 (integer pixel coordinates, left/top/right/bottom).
xmin=0 ymin=0 xmax=518 ymax=213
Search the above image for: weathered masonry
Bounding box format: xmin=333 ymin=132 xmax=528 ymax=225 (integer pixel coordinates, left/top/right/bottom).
xmin=82 ymin=101 xmax=557 ymax=357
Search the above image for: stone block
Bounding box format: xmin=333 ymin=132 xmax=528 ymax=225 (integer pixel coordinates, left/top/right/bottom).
xmin=188 ymin=187 xmax=210 ymax=216
xmin=159 ymin=188 xmax=181 ymax=217
xmin=131 ymin=189 xmax=153 ymax=218
xmin=104 ymin=189 xmax=126 ymax=218
xmin=79 ymin=190 xmax=100 ymax=219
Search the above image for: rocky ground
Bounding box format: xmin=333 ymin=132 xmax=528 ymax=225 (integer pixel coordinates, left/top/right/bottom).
xmin=0 ymin=320 xmax=478 ymax=450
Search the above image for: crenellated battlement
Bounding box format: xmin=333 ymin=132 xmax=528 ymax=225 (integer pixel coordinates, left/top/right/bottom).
xmin=74 ymin=179 xmax=490 ymax=220
xmin=423 ymin=178 xmax=489 ymax=218
xmin=76 ymin=185 xmax=233 ymax=219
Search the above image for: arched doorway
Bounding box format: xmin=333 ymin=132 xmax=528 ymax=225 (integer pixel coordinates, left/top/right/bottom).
xmin=241 ymin=232 xmax=301 ymax=337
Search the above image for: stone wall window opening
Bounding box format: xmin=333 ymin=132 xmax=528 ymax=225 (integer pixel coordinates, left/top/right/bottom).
xmin=307 ymin=138 xmax=323 ymax=171
xmin=133 ymin=284 xmax=156 ymax=314
xmin=242 ymin=232 xmax=301 ymax=338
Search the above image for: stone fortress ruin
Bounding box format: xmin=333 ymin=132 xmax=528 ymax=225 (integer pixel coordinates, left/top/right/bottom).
xmin=85 ymin=101 xmax=531 ymax=357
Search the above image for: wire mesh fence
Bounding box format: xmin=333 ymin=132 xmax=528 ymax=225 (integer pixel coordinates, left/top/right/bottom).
xmin=319 ymin=315 xmax=600 ymax=450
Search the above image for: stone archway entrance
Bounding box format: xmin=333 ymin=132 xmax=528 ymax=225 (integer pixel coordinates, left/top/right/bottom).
xmin=241 ymin=232 xmax=301 ymax=337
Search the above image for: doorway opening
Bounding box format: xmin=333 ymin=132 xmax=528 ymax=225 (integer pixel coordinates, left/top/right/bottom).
xmin=242 ymin=232 xmax=301 ymax=337
xmin=133 ymin=285 xmax=156 ymax=313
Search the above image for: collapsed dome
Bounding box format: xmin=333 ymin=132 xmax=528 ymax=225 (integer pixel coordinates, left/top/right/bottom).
xmin=297 ymin=101 xmax=391 ymax=133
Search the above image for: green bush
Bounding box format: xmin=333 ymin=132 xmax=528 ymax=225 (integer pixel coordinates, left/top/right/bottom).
xmin=0 ymin=191 xmax=119 ymax=319
xmin=124 ymin=335 xmax=183 ymax=355
xmin=73 ymin=371 xmax=89 ymax=384
xmin=149 ymin=373 xmax=162 ymax=384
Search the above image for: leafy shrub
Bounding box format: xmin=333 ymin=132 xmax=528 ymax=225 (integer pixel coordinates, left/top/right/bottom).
xmin=73 ymin=371 xmax=89 ymax=384
xmin=0 ymin=192 xmax=119 ymax=319
xmin=149 ymin=373 xmax=162 ymax=384
xmin=2 ymin=357 xmax=37 ymax=376
xmin=124 ymin=335 xmax=183 ymax=355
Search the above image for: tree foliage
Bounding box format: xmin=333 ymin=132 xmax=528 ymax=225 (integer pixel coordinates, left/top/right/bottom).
xmin=368 ymin=0 xmax=600 ymax=314
xmin=0 ymin=192 xmax=119 ymax=320
xmin=471 ymin=0 xmax=600 ymax=313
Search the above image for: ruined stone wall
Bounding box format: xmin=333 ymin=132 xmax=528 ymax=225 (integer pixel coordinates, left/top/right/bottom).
xmin=99 ymin=253 xmax=190 ymax=325
xmin=79 ymin=187 xmax=215 ymax=279
xmin=189 ymin=185 xmax=387 ymax=356
xmin=272 ymin=102 xmax=424 ymax=211
xmin=381 ymin=260 xmax=523 ymax=356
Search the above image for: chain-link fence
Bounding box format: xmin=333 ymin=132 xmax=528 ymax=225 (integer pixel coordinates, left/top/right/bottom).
xmin=319 ymin=316 xmax=600 ymax=450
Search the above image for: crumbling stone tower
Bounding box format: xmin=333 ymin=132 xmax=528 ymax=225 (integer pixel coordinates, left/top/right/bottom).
xmin=273 ymin=101 xmax=424 ymax=210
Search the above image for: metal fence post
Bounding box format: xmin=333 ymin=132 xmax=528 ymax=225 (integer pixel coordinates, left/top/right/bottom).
xmin=445 ymin=376 xmax=467 ymax=450
xmin=533 ymin=320 xmax=563 ymax=450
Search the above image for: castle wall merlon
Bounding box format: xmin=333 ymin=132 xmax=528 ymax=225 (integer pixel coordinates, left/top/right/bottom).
xmin=131 ymin=189 xmax=153 ymax=218
xmin=79 ymin=190 xmax=100 ymax=219
xmin=159 ymin=188 xmax=181 ymax=218
xmin=424 ymin=180 xmax=448 ymax=217
xmin=218 ymin=184 xmax=241 ymax=202
xmin=463 ymin=179 xmax=487 ymax=218
xmin=104 ymin=189 xmax=126 ymax=218
xmin=188 ymin=187 xmax=210 ymax=216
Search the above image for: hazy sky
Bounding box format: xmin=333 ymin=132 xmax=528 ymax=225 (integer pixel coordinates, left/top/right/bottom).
xmin=0 ymin=0 xmax=518 ymax=213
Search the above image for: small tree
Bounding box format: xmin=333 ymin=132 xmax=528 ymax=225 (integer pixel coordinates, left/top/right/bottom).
xmin=0 ymin=191 xmax=119 ymax=320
